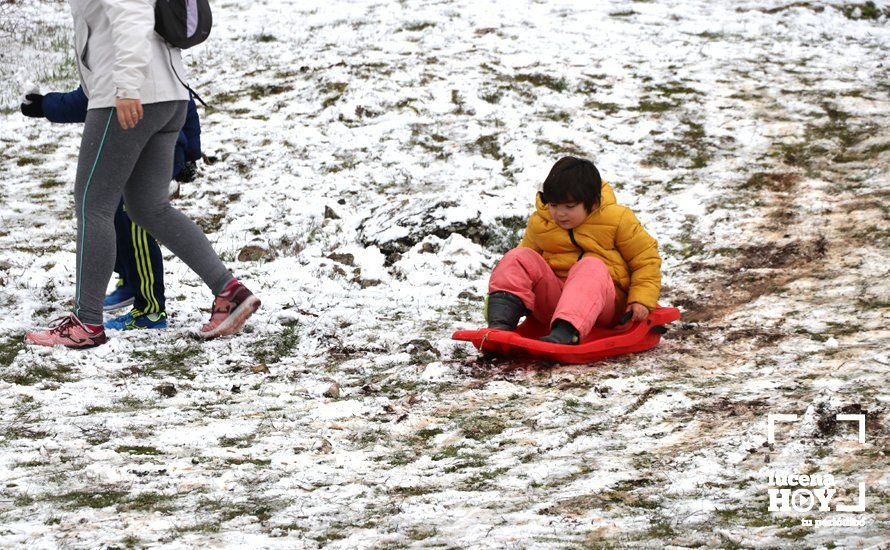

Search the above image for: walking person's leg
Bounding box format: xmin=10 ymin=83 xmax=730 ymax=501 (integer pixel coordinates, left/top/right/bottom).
xmin=26 ymin=106 xmax=177 ymax=347
xmin=122 ymin=102 xmax=259 ymax=338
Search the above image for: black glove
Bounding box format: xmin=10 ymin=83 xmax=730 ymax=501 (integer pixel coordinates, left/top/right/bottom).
xmin=175 ymin=160 xmax=198 ymax=183
xmin=20 ymin=94 xmax=45 ymax=118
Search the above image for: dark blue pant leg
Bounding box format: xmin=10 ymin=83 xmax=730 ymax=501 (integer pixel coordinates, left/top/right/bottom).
xmin=115 ymin=201 xmax=166 ymax=313
xmin=113 ymin=201 xmax=137 ymax=294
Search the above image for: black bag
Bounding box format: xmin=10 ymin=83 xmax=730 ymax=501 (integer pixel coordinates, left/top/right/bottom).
xmin=154 ymin=0 xmax=212 ymax=49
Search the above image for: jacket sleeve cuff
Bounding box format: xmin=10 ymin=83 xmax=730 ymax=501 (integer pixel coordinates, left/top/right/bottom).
xmin=115 ymin=88 xmax=141 ymax=100
xmin=626 ymin=294 xmax=657 ymax=310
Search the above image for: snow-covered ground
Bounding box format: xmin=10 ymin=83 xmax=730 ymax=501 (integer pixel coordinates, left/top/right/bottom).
xmin=0 ymin=0 xmax=888 ymax=547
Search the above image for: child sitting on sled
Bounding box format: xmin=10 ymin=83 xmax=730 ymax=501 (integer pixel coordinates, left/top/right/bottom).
xmin=486 ymin=156 xmax=662 ymax=344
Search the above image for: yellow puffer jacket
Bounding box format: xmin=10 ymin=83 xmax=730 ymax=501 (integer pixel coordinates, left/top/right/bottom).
xmin=518 ymin=182 xmax=662 ymax=312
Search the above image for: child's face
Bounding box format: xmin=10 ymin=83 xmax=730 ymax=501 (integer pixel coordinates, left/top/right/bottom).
xmin=548 ymin=201 xmax=588 ymax=230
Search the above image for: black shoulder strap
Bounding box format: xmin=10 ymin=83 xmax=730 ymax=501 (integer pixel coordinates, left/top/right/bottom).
xmin=166 ymin=45 xmax=209 ymax=108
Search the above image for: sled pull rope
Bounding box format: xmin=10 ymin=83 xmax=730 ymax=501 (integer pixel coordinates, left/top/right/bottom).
xmin=480 ymin=331 xmax=490 ymax=351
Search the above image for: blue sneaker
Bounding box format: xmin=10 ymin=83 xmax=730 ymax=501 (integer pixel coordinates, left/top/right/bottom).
xmin=104 ymin=282 xmax=135 ymax=311
xmin=105 ymin=310 xmax=168 ymax=331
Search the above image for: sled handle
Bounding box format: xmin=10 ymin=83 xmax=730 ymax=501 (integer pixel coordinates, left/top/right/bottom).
xmin=618 ymin=311 xmax=633 ymax=325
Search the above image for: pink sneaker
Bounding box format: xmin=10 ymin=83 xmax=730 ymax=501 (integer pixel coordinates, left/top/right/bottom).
xmin=25 ymin=313 xmax=108 ymax=349
xmin=200 ymin=279 xmax=261 ymax=339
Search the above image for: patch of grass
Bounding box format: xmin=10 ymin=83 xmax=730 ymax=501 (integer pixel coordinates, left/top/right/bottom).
xmin=212 ymin=91 xmax=241 ymax=105
xmin=408 ymin=125 xmax=452 ymax=160
xmin=392 ymin=485 xmax=434 ymax=497
xmin=406 ymin=525 xmax=438 ymax=540
xmin=246 ymin=83 xmax=293 ymax=101
xmin=416 ymin=427 xmax=443 ymax=441
xmin=840 ymin=1 xmax=889 ymax=20
xmin=513 ymin=73 xmax=568 ymax=92
xmin=776 ymin=103 xmax=880 ymax=172
xmin=583 ymin=99 xmax=622 ymax=115
xmin=740 ymin=172 xmax=800 ymax=193
xmin=218 ymin=432 xmax=258 ymax=449
xmin=643 ymin=118 xmax=711 ymax=169
xmin=119 ymin=535 xmax=141 ymax=549
xmin=53 ymin=490 xmax=129 ymax=509
xmin=174 ymin=521 xmax=221 ymax=535
xmin=542 ymin=110 xmax=570 ymax=122
xmin=471 ymin=134 xmax=515 ymax=176
xmin=313 ymin=531 xmax=349 ymax=544
xmin=450 ymin=89 xmax=470 ymax=115
xmin=320 ymin=81 xmax=348 ymax=108
xmin=121 ymin=492 xmax=176 ymax=513
xmin=649 ymin=82 xmax=700 ymax=96
xmin=462 ymin=466 xmax=509 ymax=490
xmin=0 ymin=338 xmax=25 ymax=370
xmin=113 ymin=396 xmax=150 ymax=412
xmin=14 ymin=459 xmax=48 ymax=469
xmin=2 ymin=361 xmax=74 ymax=386
xmin=17 ymin=157 xmax=39 ymax=167
xmin=635 ymin=99 xmax=674 ymax=113
xmin=479 ymin=87 xmax=504 ymax=104
xmin=536 ymin=139 xmax=588 ymax=159
xmin=14 ymin=494 xmax=36 ymax=507
xmin=131 ymin=343 xmax=204 ymax=380
xmin=255 ymin=33 xmax=277 ymax=42
xmin=29 ymin=142 xmax=59 ymax=155
xmin=646 ymin=518 xmax=675 ymax=537
xmin=224 ymin=457 xmax=272 ymax=467
xmin=401 ymin=21 xmax=436 ymax=32
xmin=384 ymin=450 xmax=417 ymax=466
xmin=115 ymin=445 xmax=163 ymax=456
xmin=443 ymin=453 xmax=487 ymax=473
xmin=39 ymin=178 xmax=65 ymax=189
xmin=473 ymin=134 xmax=502 ymax=159
xmin=432 ymin=445 xmax=461 ymax=461
xmin=197 ymin=497 xmax=273 ymax=525
xmin=460 ymin=415 xmax=507 ymax=441
xmin=252 ymin=325 xmax=299 ymax=364
xmin=486 ymin=215 xmax=527 ymax=255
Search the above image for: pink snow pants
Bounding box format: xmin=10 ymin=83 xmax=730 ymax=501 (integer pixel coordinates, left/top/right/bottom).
xmin=489 ymin=247 xmax=616 ymax=338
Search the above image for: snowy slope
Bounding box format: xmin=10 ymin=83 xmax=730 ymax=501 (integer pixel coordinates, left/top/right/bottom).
xmin=0 ymin=0 xmax=888 ymax=547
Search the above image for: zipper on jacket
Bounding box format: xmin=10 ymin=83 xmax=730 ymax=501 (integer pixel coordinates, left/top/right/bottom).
xmin=568 ymin=229 xmax=584 ymax=261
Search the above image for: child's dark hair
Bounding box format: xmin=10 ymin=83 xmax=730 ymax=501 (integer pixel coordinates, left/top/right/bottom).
xmin=540 ymin=156 xmax=602 ymax=213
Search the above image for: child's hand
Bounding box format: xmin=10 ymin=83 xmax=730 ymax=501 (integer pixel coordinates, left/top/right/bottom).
xmin=625 ymin=303 xmax=649 ymax=322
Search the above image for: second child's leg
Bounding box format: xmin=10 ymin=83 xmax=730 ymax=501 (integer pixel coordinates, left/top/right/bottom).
xmin=105 ymin=201 xmax=137 ymax=312
xmin=106 ymin=202 xmax=168 ymax=330
xmin=126 ymin=216 xmax=166 ymax=315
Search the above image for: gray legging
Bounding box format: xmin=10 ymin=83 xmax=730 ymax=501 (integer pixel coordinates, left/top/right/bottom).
xmin=72 ymin=100 xmax=232 ymax=324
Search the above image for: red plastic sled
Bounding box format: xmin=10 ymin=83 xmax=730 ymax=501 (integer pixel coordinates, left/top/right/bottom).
xmin=452 ymin=307 xmax=680 ymax=364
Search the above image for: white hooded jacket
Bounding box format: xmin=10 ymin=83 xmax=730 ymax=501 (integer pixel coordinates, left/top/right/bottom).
xmin=69 ymin=0 xmax=190 ymax=109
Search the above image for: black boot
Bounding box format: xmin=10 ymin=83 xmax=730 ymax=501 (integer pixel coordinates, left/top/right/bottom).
xmin=540 ymin=319 xmax=579 ymax=344
xmin=486 ymin=291 xmax=526 ymax=330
